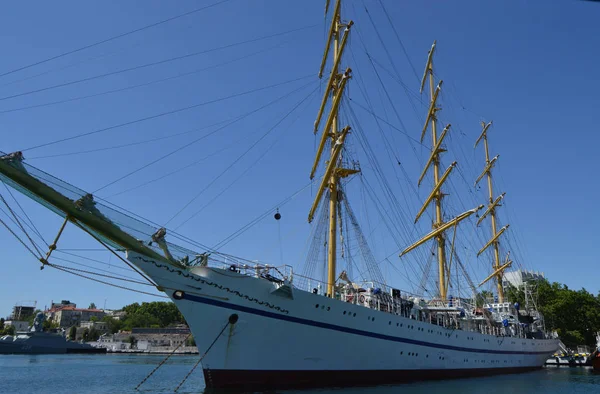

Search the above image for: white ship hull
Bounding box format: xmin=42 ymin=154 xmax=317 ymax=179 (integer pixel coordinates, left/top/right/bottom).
xmin=127 ymin=251 xmax=559 ymax=390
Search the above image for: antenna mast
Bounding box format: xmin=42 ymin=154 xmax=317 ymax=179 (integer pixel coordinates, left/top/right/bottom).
xmin=474 ymin=121 xmax=511 ymax=302
xmin=400 ymin=41 xmax=482 ymax=302
xmin=309 ymin=0 xmax=358 ymax=298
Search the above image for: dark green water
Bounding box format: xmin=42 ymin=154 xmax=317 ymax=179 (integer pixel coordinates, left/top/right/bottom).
xmin=0 ymin=354 xmax=598 ymax=394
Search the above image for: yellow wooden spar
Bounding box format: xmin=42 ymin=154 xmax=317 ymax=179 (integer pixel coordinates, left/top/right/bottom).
xmin=478 ymin=252 xmax=512 ymax=288
xmin=418 ymin=124 xmax=450 ymax=187
xmin=474 ymin=121 xmax=510 ymax=302
xmin=400 ymin=41 xmax=482 ymax=302
xmin=309 ymin=0 xmax=359 ymax=298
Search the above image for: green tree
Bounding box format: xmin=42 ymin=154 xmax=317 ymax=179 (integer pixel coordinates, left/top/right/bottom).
xmin=89 ymin=303 xmax=97 ymax=310
xmin=186 ymin=336 xmax=196 ymax=347
xmin=127 ymin=335 xmax=137 ymax=349
xmin=90 ymin=316 xmax=98 ymax=323
xmin=42 ymin=319 xmax=58 ymax=331
xmin=4 ymin=325 xmax=15 ymax=336
xmin=88 ymin=328 xmax=100 ymax=341
xmin=505 ymin=284 xmax=525 ymax=307
xmin=119 ymin=301 xmax=186 ymax=330
xmin=102 ymin=316 xmax=123 ymax=334
xmin=534 ymin=279 xmax=600 ymax=347
xmin=475 ymin=290 xmax=494 ymax=307
xmin=82 ymin=328 xmax=90 ymax=342
xmin=68 ymin=326 xmax=77 ymax=341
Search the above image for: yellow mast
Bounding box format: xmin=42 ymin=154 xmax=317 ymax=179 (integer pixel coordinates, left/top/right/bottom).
xmin=309 ymin=0 xmax=358 ymax=297
xmin=474 ymin=121 xmax=511 ymax=302
xmin=400 ymin=41 xmax=482 ymax=302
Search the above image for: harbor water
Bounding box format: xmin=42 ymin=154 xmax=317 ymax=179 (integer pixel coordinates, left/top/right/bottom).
xmin=0 ymin=354 xmax=598 ymax=394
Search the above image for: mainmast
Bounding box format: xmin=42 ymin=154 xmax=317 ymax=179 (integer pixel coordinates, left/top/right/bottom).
xmin=474 ymin=121 xmax=511 ymax=302
xmin=308 ymin=0 xmax=358 ymax=297
xmin=400 ymin=41 xmax=482 ymax=302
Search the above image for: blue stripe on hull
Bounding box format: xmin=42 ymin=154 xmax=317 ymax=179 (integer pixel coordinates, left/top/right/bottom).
xmin=183 ymin=293 xmax=551 ymax=355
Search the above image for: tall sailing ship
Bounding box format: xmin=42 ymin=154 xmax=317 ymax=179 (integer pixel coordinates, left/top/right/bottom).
xmin=0 ymin=0 xmax=558 ymax=390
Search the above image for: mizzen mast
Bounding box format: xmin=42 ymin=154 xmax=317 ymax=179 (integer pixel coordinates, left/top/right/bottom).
xmin=400 ymin=41 xmax=482 ymax=302
xmin=474 ymin=121 xmax=511 ymax=302
xmin=308 ymin=0 xmax=358 ymax=298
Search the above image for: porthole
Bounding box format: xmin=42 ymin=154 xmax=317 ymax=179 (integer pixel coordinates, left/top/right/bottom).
xmin=315 ymin=304 xmax=319 ymax=308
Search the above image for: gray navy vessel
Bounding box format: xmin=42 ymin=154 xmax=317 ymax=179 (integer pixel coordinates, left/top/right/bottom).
xmin=0 ymin=312 xmax=106 ymax=354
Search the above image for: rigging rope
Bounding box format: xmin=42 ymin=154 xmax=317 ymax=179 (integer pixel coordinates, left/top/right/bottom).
xmin=375 ymin=0 xmax=421 ymax=85
xmin=213 ymin=182 xmax=311 ymax=250
xmin=50 ymin=256 xmax=150 ymax=284
xmin=3 ymin=37 xmax=295 ymax=117
xmin=93 ymin=79 xmax=315 ymax=195
xmin=1 ymin=181 xmax=48 ymax=246
xmin=55 ymin=250 xmax=137 ymax=273
xmin=361 ymin=2 xmax=422 ymax=124
xmin=50 ymin=264 xmax=167 ymax=299
xmin=48 ymin=263 xmax=153 ymax=287
xmin=169 ymin=85 xmax=319 ymax=229
xmin=0 ymin=195 xmax=44 ymax=258
xmin=71 ymin=219 xmax=157 ymax=286
xmin=0 ymin=215 xmax=41 ymax=260
xmin=0 ymin=22 xmax=317 ymax=103
xmin=21 ymin=74 xmax=313 ymax=153
xmin=0 ymin=0 xmax=234 ymax=79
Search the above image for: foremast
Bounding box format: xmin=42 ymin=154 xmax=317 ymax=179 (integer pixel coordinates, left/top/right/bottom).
xmin=474 ymin=121 xmax=511 ymax=302
xmin=400 ymin=41 xmax=482 ymax=302
xmin=308 ymin=0 xmax=358 ymax=297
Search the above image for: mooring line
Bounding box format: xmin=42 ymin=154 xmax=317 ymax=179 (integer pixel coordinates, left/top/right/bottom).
xmin=134 ymin=332 xmax=192 ymax=391
xmin=173 ymin=314 xmax=239 ymax=392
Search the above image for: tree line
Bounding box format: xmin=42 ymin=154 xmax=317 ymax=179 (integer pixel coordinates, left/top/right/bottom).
xmin=505 ymin=279 xmax=600 ymax=348
xmin=101 ymin=301 xmax=186 ymax=334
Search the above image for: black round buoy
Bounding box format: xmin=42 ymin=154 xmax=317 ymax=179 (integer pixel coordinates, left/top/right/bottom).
xmin=229 ymin=314 xmax=239 ymax=325
xmin=274 ymin=210 xmax=281 ymax=220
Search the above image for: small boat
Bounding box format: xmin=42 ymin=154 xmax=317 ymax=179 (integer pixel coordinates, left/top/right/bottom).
xmin=545 ymin=353 xmax=574 ymax=367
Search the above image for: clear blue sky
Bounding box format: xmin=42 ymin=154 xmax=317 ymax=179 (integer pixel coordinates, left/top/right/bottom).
xmin=1 ymin=0 xmax=598 ymax=316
